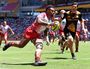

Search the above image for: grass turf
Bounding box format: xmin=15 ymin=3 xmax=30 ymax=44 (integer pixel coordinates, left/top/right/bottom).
xmin=0 ymin=41 xmax=90 ymax=69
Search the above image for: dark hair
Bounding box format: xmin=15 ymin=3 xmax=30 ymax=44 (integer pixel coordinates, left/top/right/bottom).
xmin=46 ymin=5 xmax=54 ymax=11
xmin=72 ymin=2 xmax=78 ymax=5
xmin=72 ymin=2 xmax=78 ymax=7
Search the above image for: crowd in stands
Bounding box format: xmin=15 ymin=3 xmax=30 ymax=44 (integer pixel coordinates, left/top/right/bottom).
xmin=21 ymin=0 xmax=90 ymax=7
xmin=0 ymin=13 xmax=90 ymax=40
xmin=0 ymin=4 xmax=90 ymax=40
xmin=0 ymin=16 xmax=36 ymax=40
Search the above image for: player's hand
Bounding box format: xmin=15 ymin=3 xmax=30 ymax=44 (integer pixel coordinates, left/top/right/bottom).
xmin=47 ymin=23 xmax=54 ymax=28
xmin=12 ymin=32 xmax=15 ymax=35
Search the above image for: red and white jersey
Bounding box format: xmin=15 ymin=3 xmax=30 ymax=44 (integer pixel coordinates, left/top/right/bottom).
xmin=31 ymin=12 xmax=52 ymax=33
xmin=77 ymin=20 xmax=81 ymax=32
xmin=84 ymin=28 xmax=88 ymax=34
xmin=60 ymin=18 xmax=66 ymax=30
xmin=0 ymin=25 xmax=10 ymax=34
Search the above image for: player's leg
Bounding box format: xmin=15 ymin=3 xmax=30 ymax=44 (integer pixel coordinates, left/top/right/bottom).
xmin=67 ymin=35 xmax=76 ymax=60
xmin=4 ymin=33 xmax=8 ymax=44
xmin=58 ymin=38 xmax=62 ymax=49
xmin=34 ymin=38 xmax=47 ymax=65
xmin=58 ymin=36 xmax=64 ymax=53
xmin=35 ymin=39 xmax=43 ymax=62
xmin=83 ymin=34 xmax=88 ymax=42
xmin=75 ymin=33 xmax=79 ymax=52
xmin=3 ymin=37 xmax=30 ymax=51
xmin=61 ymin=40 xmax=68 ymax=53
xmin=66 ymin=46 xmax=69 ymax=50
xmin=3 ymin=26 xmax=39 ymax=51
xmin=0 ymin=35 xmax=3 ymax=47
xmin=51 ymin=32 xmax=55 ymax=43
xmin=46 ymin=35 xmax=50 ymax=46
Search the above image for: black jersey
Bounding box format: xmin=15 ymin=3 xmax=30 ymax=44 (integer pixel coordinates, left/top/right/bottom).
xmin=63 ymin=11 xmax=82 ymax=38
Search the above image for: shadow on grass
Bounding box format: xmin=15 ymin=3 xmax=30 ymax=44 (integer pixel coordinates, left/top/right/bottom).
xmin=1 ymin=62 xmax=34 ymax=65
xmin=1 ymin=62 xmax=47 ymax=66
xmin=46 ymin=57 xmax=70 ymax=60
xmin=43 ymin=52 xmax=64 ymax=54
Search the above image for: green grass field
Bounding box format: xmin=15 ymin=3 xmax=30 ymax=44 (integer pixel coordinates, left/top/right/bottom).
xmin=0 ymin=41 xmax=90 ymax=69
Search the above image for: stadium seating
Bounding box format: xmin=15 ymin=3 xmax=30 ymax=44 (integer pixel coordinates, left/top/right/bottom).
xmin=0 ymin=0 xmax=90 ymax=40
xmin=2 ymin=0 xmax=19 ymax=11
xmin=2 ymin=3 xmax=18 ymax=11
xmin=7 ymin=0 xmax=18 ymax=4
xmin=0 ymin=16 xmax=36 ymax=40
xmin=0 ymin=16 xmax=88 ymax=40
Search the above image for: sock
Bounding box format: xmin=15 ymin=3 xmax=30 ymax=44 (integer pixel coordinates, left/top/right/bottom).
xmin=71 ymin=53 xmax=75 ymax=57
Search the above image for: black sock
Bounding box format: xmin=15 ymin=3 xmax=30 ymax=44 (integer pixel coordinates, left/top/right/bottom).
xmin=58 ymin=41 xmax=60 ymax=45
xmin=71 ymin=53 xmax=75 ymax=57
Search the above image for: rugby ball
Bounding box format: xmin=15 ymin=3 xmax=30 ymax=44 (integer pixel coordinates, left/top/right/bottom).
xmin=52 ymin=21 xmax=60 ymax=31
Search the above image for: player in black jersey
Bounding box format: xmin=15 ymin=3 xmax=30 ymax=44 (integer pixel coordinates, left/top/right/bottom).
xmin=61 ymin=2 xmax=85 ymax=60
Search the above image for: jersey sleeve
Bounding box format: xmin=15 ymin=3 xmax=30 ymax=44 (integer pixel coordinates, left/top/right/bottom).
xmin=36 ymin=13 xmax=49 ymax=24
xmin=7 ymin=25 xmax=11 ymax=29
xmin=76 ymin=11 xmax=82 ymax=21
xmin=78 ymin=13 xmax=82 ymax=21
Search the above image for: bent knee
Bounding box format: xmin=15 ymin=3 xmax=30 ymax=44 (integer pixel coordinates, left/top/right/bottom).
xmin=68 ymin=36 xmax=73 ymax=42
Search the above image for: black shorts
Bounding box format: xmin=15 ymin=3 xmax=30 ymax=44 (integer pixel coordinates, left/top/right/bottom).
xmin=64 ymin=28 xmax=76 ymax=39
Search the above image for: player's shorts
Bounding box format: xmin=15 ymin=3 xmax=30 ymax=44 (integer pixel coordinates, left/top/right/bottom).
xmin=0 ymin=33 xmax=7 ymax=40
xmin=49 ymin=31 xmax=55 ymax=37
xmin=64 ymin=28 xmax=76 ymax=39
xmin=24 ymin=26 xmax=40 ymax=40
xmin=59 ymin=29 xmax=64 ymax=36
xmin=0 ymin=33 xmax=3 ymax=37
xmin=76 ymin=31 xmax=80 ymax=36
xmin=83 ymin=34 xmax=88 ymax=39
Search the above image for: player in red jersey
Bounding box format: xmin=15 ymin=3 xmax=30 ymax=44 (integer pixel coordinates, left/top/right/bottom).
xmin=58 ymin=10 xmax=66 ymax=53
xmin=3 ymin=5 xmax=55 ymax=66
xmin=0 ymin=20 xmax=14 ymax=47
xmin=83 ymin=25 xmax=88 ymax=42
